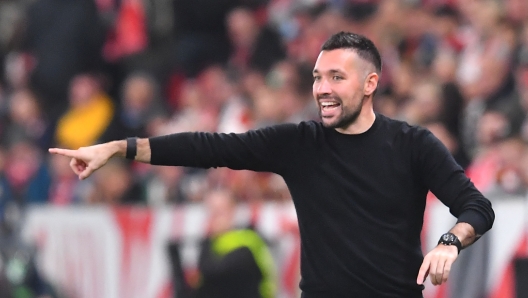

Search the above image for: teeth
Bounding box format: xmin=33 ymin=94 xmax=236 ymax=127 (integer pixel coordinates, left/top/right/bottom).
xmin=321 ymin=102 xmax=337 ymax=107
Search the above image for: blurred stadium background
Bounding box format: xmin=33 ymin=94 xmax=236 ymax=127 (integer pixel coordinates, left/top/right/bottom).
xmin=0 ymin=0 xmax=527 ymax=297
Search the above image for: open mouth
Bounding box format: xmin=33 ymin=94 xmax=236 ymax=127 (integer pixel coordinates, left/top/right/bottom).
xmin=320 ymin=101 xmax=341 ymax=116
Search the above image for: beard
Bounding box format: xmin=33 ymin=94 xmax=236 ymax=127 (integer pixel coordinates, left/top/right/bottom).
xmin=319 ymin=95 xmax=364 ymax=130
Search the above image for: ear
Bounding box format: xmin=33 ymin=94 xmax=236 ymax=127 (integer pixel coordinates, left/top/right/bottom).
xmin=364 ymin=73 xmax=379 ymax=96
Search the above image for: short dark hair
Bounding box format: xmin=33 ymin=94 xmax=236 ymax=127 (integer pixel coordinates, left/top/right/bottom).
xmin=321 ymin=31 xmax=382 ymax=75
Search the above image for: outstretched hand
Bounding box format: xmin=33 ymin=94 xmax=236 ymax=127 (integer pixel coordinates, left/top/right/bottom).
xmin=417 ymin=244 xmax=458 ymax=286
xmin=49 ymin=142 xmax=122 ymax=180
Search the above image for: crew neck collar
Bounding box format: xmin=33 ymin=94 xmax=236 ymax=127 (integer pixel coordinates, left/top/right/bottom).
xmin=327 ymin=113 xmax=381 ymax=137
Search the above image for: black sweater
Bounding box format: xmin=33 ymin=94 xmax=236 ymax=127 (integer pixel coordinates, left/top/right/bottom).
xmin=149 ymin=114 xmax=494 ymax=297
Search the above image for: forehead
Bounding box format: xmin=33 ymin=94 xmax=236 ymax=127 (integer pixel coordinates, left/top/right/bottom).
xmin=313 ymin=49 xmax=362 ymax=73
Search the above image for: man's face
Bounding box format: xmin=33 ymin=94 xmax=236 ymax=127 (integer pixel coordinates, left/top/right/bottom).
xmin=312 ymin=49 xmax=369 ymax=130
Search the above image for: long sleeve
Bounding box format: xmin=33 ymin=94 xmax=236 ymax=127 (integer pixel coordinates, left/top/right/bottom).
xmin=412 ymin=128 xmax=495 ymax=236
xmin=148 ymin=123 xmax=303 ymax=173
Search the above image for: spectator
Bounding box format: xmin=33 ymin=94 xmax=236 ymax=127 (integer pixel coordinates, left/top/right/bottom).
xmin=1 ymin=88 xmax=52 ymax=152
xmin=403 ymin=80 xmax=443 ymax=126
xmin=457 ymin=0 xmax=519 ymax=157
xmin=85 ymin=159 xmax=143 ymax=205
xmin=18 ymin=0 xmax=105 ymax=121
xmin=226 ymin=6 xmax=287 ymax=76
xmin=143 ymin=165 xmax=186 ymax=205
xmin=191 ymin=189 xmax=276 ymax=298
xmin=465 ymin=110 xmax=512 ymax=193
xmin=99 ymin=71 xmax=167 ymax=143
xmin=171 ymin=0 xmax=240 ymax=77
xmin=485 ymin=137 xmax=527 ymax=199
xmin=54 ymin=73 xmax=114 ymax=150
xmin=0 ymin=139 xmax=50 ymax=208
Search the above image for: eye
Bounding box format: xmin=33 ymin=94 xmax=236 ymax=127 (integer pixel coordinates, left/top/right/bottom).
xmin=313 ymin=76 xmax=321 ymax=82
xmin=333 ymin=75 xmax=343 ymax=81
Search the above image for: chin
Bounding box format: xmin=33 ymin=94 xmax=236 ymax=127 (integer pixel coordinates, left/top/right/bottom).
xmin=321 ymin=118 xmax=339 ymax=128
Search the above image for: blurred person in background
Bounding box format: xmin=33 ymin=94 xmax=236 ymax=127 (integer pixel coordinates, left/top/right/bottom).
xmin=484 ymin=137 xmax=527 ymax=200
xmin=170 ymin=0 xmax=240 ymax=78
xmin=54 ymin=73 xmax=114 ymax=150
xmin=515 ymin=63 xmax=528 ymax=141
xmin=517 ymin=143 xmax=528 ymax=194
xmin=99 ymin=71 xmax=167 ymax=143
xmin=281 ymin=3 xmax=349 ymax=69
xmin=403 ymin=80 xmax=443 ymax=126
xmin=249 ymin=87 xmax=285 ymax=128
xmin=428 ymin=5 xmax=467 ymax=144
xmin=516 ymin=22 xmax=528 ymax=67
xmin=0 ymin=142 xmax=54 ymax=298
xmin=1 ymin=89 xmax=52 ymax=152
xmin=457 ymin=0 xmax=520 ymax=158
xmin=190 ymin=188 xmax=276 ymax=298
xmin=84 ymin=159 xmax=143 ymax=205
xmin=430 ymin=4 xmax=464 ymax=57
xmin=0 ymin=217 xmax=54 ymax=298
xmin=143 ymin=165 xmax=186 ymax=206
xmin=15 ymin=0 xmax=106 ymax=122
xmin=266 ymin=60 xmax=318 ymax=124
xmin=396 ymin=4 xmax=437 ymax=71
xmin=430 ymin=50 xmax=466 ymax=148
xmin=386 ymin=62 xmax=414 ymax=115
xmin=161 ymin=66 xmax=235 ymax=135
xmin=0 ymin=139 xmax=50 ymax=209
xmin=226 ymin=6 xmax=287 ymax=77
xmin=0 ymin=139 xmax=50 ymax=297
xmin=465 ymin=109 xmax=512 ymax=193
xmin=504 ymin=0 xmax=528 ymax=27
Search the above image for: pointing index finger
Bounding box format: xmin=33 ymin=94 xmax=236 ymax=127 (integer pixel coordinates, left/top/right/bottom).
xmin=49 ymin=148 xmax=79 ymax=158
xmin=417 ymin=258 xmax=430 ymax=285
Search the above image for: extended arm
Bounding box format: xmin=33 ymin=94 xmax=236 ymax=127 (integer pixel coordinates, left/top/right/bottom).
xmin=49 ymin=123 xmax=303 ymax=180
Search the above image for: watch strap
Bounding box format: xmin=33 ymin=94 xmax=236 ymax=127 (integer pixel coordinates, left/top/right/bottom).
xmin=126 ymin=137 xmax=137 ymax=160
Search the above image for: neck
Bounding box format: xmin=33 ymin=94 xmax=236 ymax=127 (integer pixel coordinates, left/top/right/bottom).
xmin=335 ymin=99 xmax=376 ymax=135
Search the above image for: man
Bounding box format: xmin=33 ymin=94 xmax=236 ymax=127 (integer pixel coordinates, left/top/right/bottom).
xmin=49 ymin=32 xmax=495 ymax=297
xmin=192 ymin=189 xmax=275 ymax=298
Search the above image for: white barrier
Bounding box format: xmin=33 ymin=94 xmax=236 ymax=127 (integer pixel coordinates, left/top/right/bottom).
xmin=20 ymin=199 xmax=527 ymax=298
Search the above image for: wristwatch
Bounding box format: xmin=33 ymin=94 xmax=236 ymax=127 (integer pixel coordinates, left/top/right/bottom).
xmin=437 ymin=232 xmax=462 ymax=254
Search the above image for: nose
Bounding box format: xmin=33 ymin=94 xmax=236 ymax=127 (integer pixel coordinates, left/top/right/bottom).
xmin=315 ymin=78 xmax=332 ymax=96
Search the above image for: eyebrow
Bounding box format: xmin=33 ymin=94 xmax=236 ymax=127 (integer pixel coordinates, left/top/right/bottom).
xmin=312 ymin=69 xmax=344 ymax=74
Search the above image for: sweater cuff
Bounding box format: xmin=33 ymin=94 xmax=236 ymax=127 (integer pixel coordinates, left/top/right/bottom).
xmin=456 ymin=209 xmax=489 ymax=236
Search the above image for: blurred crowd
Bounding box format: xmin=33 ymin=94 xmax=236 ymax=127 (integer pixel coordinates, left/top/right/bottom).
xmin=0 ymin=0 xmax=527 ymax=213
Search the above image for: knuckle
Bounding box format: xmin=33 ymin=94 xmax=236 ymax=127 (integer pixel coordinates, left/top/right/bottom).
xmin=430 ymin=270 xmax=436 ymax=276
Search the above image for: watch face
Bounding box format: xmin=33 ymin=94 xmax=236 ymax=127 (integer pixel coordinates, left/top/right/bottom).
xmin=439 ymin=233 xmax=461 ymax=252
